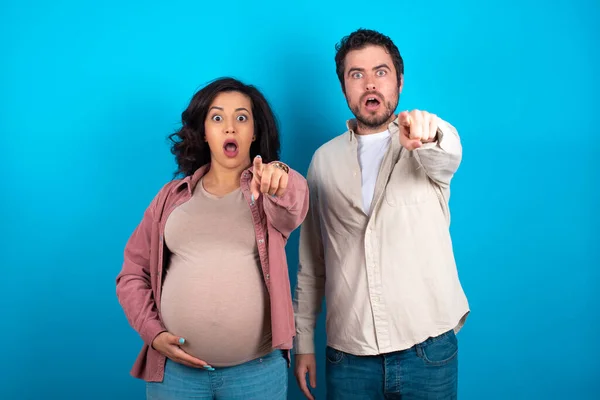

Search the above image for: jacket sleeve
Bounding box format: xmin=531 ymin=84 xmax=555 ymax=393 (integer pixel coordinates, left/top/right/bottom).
xmin=293 ymin=157 xmax=326 ymax=354
xmin=262 ymin=167 xmax=310 ymax=239
xmin=116 ymin=188 xmax=167 ymax=347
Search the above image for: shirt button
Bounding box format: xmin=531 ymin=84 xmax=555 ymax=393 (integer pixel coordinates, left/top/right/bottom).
xmin=266 ymin=274 xmax=270 ymax=280
xmin=258 ymin=239 xmax=264 ymax=244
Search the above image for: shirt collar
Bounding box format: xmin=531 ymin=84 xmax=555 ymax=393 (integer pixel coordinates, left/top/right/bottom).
xmin=346 ymin=115 xmax=400 ymax=142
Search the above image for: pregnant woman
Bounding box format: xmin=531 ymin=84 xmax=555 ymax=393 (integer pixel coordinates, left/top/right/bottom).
xmin=116 ymin=77 xmax=309 ymax=399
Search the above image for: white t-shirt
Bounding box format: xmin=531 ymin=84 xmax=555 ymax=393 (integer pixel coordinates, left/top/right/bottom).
xmin=356 ymin=130 xmax=391 ymax=214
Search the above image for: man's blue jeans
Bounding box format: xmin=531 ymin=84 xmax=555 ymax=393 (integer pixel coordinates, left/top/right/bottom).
xmin=326 ymin=329 xmax=459 ymax=399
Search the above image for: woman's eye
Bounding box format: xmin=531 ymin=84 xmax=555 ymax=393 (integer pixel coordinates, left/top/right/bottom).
xmin=212 ymin=115 xmax=222 ymax=122
xmin=237 ymin=115 xmax=247 ymax=122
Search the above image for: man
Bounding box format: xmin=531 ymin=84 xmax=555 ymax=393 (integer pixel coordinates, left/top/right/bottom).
xmin=293 ymin=28 xmax=470 ymax=399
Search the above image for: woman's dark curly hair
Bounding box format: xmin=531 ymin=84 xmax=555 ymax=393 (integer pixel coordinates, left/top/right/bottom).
xmin=168 ymin=77 xmax=281 ymax=177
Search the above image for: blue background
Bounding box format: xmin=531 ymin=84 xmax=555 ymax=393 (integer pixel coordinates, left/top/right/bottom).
xmin=1 ymin=0 xmax=598 ymax=399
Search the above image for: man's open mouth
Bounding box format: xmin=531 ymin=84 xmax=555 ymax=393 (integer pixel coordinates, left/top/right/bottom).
xmin=365 ymin=96 xmax=381 ymax=107
xmin=364 ymin=95 xmax=381 ymax=111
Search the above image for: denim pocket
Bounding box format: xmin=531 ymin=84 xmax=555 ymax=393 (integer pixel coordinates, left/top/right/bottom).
xmin=416 ymin=330 xmax=458 ymax=366
xmin=325 ymin=346 xmax=345 ymax=364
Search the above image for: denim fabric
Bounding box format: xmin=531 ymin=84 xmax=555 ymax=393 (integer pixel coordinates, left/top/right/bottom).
xmin=146 ymin=350 xmax=287 ymax=400
xmin=326 ymin=330 xmax=458 ymax=399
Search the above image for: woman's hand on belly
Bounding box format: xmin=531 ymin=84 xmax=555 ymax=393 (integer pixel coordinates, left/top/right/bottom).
xmin=152 ymin=331 xmax=215 ymax=370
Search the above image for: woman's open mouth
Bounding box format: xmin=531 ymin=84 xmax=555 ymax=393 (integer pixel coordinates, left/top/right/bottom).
xmin=223 ymin=139 xmax=239 ymax=158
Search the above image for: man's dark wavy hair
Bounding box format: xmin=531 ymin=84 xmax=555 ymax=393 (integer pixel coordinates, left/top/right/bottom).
xmin=335 ymin=28 xmax=404 ymax=91
xmin=168 ymin=77 xmax=281 ymax=177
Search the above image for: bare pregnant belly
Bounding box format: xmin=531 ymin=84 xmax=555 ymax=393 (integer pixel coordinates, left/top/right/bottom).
xmin=160 ymin=258 xmax=272 ymax=366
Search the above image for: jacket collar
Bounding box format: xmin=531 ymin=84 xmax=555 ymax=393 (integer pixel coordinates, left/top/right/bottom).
xmin=346 ymin=115 xmax=400 ymax=142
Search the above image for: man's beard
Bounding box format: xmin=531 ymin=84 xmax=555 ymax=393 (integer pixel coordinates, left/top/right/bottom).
xmin=350 ymin=93 xmax=399 ymax=130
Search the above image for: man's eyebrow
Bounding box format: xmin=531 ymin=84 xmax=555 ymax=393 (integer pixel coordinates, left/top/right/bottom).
xmin=373 ymin=63 xmax=391 ymax=70
xmin=347 ymin=64 xmax=391 ymax=76
xmin=347 ymin=67 xmax=365 ymax=76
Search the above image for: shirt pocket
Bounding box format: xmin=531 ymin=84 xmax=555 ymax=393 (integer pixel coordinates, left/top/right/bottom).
xmin=384 ymin=157 xmax=436 ymax=207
